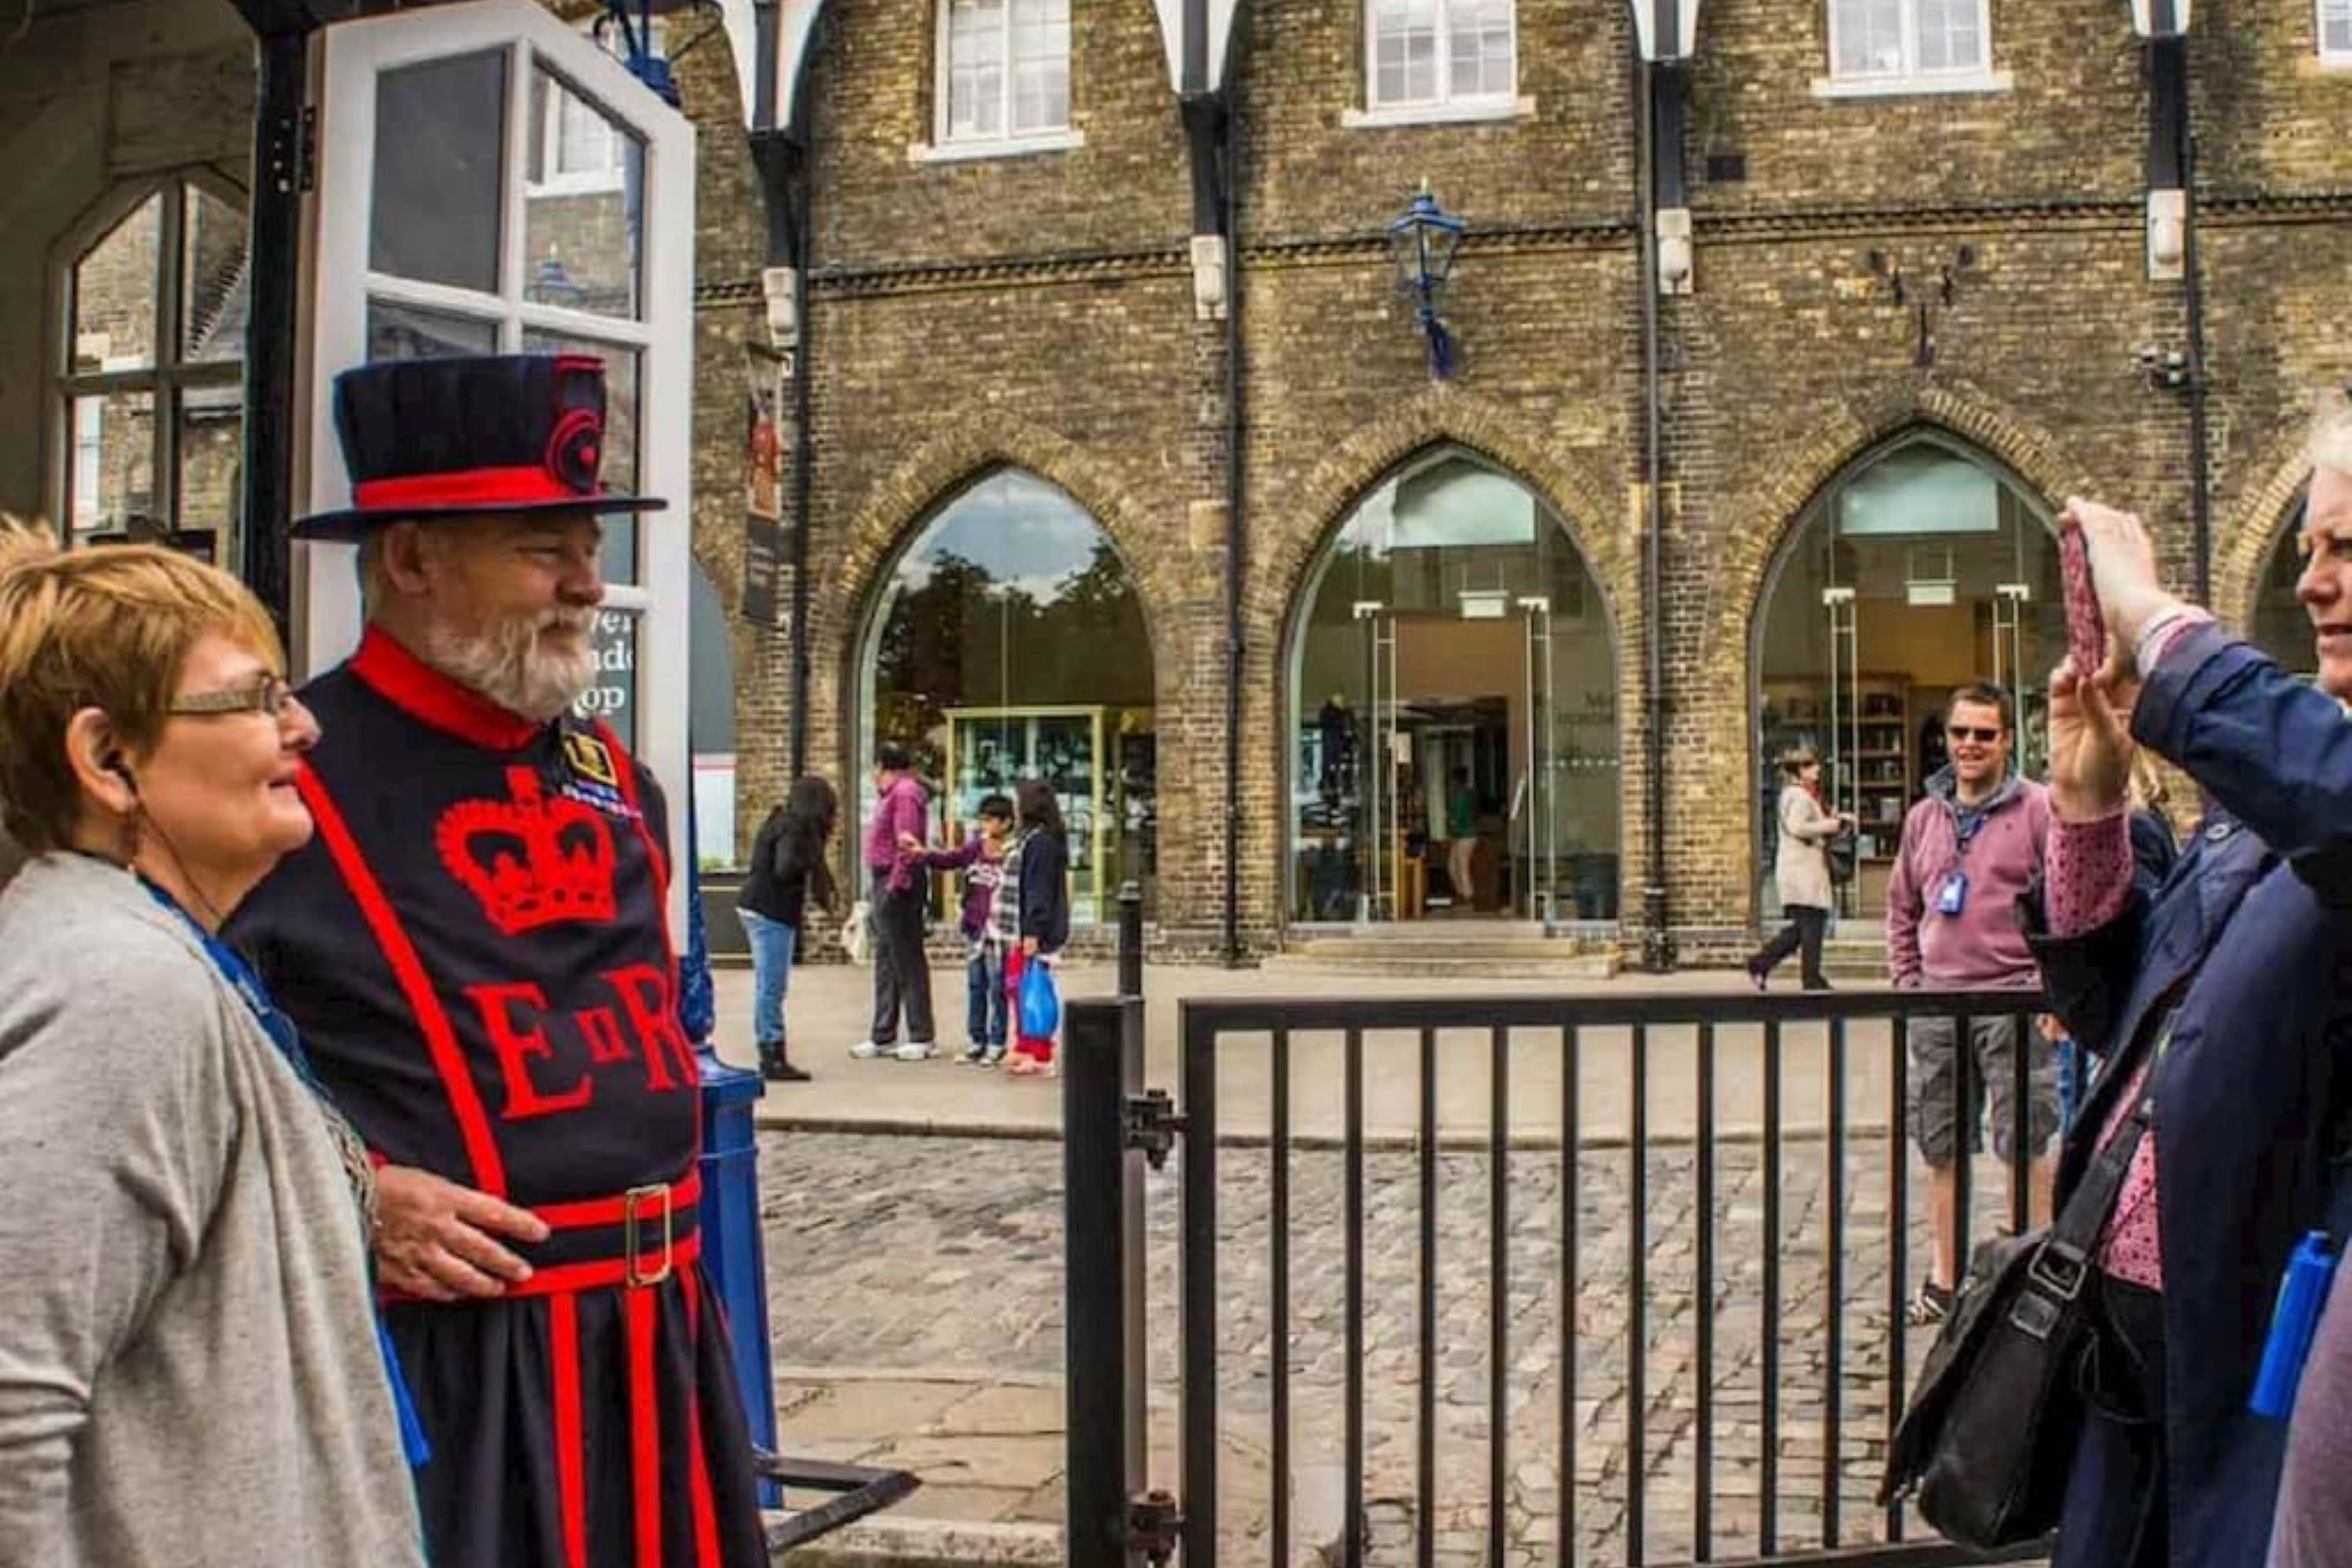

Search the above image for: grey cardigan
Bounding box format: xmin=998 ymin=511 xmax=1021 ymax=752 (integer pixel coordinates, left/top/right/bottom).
xmin=0 ymin=854 xmax=425 ymax=1568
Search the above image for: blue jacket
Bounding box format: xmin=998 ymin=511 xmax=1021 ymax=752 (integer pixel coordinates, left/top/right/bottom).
xmin=2028 ymin=624 xmax=2352 ymax=1568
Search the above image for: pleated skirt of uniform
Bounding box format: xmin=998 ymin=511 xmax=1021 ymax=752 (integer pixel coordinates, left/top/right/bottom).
xmin=388 ymin=1262 xmax=768 ymax=1568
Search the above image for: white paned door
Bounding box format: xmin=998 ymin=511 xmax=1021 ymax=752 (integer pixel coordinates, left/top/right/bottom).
xmin=299 ymin=0 xmax=697 ymax=934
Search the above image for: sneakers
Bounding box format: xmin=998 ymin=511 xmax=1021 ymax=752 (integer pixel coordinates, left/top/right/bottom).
xmin=1907 ymin=1281 xmax=1956 ymax=1327
xmin=851 ymin=1038 xmax=942 ymax=1062
xmin=956 ymin=1042 xmax=989 ymax=1065
xmin=981 ymin=1043 xmax=1007 ymax=1067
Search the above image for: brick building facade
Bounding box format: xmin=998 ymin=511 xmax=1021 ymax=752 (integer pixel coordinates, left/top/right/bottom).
xmin=2 ymin=0 xmax=2344 ymax=963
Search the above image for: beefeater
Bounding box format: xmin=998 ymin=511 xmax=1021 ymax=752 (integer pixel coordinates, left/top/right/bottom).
xmin=227 ymin=354 xmax=766 ymax=1568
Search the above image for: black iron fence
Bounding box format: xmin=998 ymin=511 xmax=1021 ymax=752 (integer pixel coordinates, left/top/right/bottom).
xmin=1067 ymin=906 xmax=2060 ymax=1568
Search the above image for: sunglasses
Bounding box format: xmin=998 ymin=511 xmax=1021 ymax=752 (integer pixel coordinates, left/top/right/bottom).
xmin=168 ymin=674 xmax=299 ymax=719
xmin=1946 ymin=725 xmax=2004 ymax=743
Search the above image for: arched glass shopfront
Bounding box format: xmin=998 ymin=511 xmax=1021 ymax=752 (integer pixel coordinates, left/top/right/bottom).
xmin=1286 ymin=448 xmax=1619 ymax=927
xmin=2251 ymin=489 xmax=2319 ymax=678
xmin=1754 ymin=434 xmax=2060 ymax=921
xmin=858 ymin=469 xmax=1155 ymax=925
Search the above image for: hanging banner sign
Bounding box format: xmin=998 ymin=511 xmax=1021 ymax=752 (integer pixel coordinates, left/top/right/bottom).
xmin=741 ymin=354 xmax=788 ymax=627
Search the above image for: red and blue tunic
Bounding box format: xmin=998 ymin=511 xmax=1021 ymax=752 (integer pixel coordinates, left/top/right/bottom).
xmin=228 ymin=628 xmax=766 ymax=1568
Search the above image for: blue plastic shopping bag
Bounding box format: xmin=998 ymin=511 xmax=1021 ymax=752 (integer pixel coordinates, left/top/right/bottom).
xmin=1018 ymin=959 xmax=1061 ymax=1040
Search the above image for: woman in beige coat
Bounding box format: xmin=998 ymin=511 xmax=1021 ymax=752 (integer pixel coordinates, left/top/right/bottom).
xmin=1746 ymin=748 xmax=1852 ymax=991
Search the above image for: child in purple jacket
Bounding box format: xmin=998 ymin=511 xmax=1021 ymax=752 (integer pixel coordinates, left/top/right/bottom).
xmin=906 ymin=794 xmax=1014 ymax=1065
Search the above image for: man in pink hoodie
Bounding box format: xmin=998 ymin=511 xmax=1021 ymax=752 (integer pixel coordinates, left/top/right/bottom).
xmin=1885 ymin=680 xmax=2053 ymax=1325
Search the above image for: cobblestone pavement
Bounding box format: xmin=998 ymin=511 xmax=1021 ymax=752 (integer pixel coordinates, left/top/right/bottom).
xmin=764 ymin=1127 xmax=2037 ymax=1566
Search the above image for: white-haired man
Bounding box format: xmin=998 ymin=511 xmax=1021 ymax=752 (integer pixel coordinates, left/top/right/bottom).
xmin=228 ymin=355 xmax=766 ymax=1568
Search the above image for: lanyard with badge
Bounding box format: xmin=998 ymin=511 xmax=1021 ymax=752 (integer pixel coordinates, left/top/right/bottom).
xmin=139 ymin=876 xmax=433 ymax=1468
xmin=1936 ymin=804 xmax=1992 ymax=916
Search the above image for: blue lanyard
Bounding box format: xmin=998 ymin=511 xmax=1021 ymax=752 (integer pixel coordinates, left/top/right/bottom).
xmin=138 ymin=877 xmax=431 ymax=1469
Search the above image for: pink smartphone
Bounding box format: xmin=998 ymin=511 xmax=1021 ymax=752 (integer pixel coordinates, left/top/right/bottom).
xmin=2060 ymin=525 xmax=2104 ymax=676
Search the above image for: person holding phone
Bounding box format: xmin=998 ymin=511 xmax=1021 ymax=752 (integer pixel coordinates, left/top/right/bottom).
xmin=2037 ymin=388 xmax=2352 ymax=1568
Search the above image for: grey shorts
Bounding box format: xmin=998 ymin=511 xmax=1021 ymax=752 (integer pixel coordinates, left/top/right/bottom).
xmin=1905 ymin=1012 xmax=2059 ymax=1166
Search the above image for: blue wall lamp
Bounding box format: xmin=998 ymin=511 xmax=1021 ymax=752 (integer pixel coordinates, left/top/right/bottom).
xmin=1388 ymin=183 xmax=1467 ymax=379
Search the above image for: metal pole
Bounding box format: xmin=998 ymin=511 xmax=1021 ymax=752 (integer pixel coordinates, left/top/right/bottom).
xmin=1064 ymin=998 xmax=1135 ymax=1568
xmin=1635 ymin=54 xmax=1673 ymax=971
xmin=237 ymin=24 xmax=311 ymax=627
xmin=1116 ymin=883 xmax=1147 ymax=1479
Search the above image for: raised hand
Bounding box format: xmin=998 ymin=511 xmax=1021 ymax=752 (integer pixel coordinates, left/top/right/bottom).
xmin=2060 ymin=496 xmax=2179 ymax=656
xmin=2045 ymin=649 xmax=2140 ymax=824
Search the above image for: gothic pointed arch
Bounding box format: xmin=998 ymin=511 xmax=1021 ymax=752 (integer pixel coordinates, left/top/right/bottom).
xmin=2215 ymin=426 xmax=2320 ymax=641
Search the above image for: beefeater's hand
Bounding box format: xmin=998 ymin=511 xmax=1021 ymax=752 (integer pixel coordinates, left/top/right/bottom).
xmin=372 ymin=1163 xmax=551 ymax=1300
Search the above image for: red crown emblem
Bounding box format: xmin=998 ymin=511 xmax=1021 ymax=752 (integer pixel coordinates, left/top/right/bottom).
xmin=435 ymin=767 xmax=618 ymax=935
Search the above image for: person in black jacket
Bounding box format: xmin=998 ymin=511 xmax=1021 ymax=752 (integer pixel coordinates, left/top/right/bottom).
xmin=998 ymin=779 xmax=1071 ymax=1077
xmin=736 ymin=777 xmax=837 ymax=1082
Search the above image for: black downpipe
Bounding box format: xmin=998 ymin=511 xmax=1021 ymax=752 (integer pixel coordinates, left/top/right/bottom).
xmin=1635 ymin=58 xmax=1674 ymax=972
xmin=2146 ymin=34 xmax=2209 ymax=601
xmin=750 ymin=0 xmax=817 ymax=779
xmin=237 ymin=24 xmax=314 ymax=630
xmin=1220 ymin=111 xmax=1244 ymax=968
xmin=2181 ymin=115 xmax=2212 ymax=605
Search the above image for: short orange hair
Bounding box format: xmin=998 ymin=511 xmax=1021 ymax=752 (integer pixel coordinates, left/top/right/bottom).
xmin=0 ymin=540 xmax=284 ymax=853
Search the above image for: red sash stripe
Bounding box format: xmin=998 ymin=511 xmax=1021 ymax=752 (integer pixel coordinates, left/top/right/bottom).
xmin=681 ymin=1272 xmax=724 ymax=1568
xmin=625 ymin=1287 xmax=663 ymax=1568
xmin=296 ymin=767 xmax=508 ymax=1196
xmin=550 ymin=1292 xmax=588 ymax=1568
xmin=532 ymin=1168 xmax=702 ymax=1229
xmin=590 ymin=721 xmax=702 ymax=1151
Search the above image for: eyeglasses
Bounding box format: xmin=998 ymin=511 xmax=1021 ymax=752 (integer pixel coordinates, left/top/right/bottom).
xmin=167 ymin=674 xmax=299 ymax=719
xmin=1946 ymin=725 xmax=2004 ymax=743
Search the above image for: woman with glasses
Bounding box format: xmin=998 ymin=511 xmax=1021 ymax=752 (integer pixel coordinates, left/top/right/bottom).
xmin=0 ymin=540 xmax=426 ymax=1567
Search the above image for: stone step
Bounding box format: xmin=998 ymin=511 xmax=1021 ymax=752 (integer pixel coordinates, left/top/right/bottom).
xmin=1264 ymin=949 xmax=1622 ymax=980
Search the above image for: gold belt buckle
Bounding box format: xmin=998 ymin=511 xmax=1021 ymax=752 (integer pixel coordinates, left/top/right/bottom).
xmin=622 ymin=1182 xmax=673 ymax=1287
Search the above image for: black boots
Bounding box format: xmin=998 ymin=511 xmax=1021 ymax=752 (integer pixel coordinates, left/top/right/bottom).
xmin=757 ymin=1040 xmax=811 ymax=1083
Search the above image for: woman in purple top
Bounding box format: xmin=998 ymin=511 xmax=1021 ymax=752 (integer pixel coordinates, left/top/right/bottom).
xmin=852 ymin=741 xmax=938 ymax=1061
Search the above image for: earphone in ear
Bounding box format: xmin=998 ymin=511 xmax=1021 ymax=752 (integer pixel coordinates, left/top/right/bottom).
xmin=106 ymin=757 xmax=137 ymax=794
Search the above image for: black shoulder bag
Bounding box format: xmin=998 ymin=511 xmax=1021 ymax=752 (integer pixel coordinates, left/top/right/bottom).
xmin=1878 ymin=1086 xmax=2155 ymax=1548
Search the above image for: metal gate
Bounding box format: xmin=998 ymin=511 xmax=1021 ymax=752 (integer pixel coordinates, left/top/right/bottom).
xmin=1063 ymin=919 xmax=2052 ymax=1568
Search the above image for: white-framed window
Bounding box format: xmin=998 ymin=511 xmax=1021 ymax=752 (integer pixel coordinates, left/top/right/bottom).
xmin=1341 ymin=0 xmax=1530 ymax=128
xmin=52 ymin=172 xmax=248 ymax=561
xmin=2321 ymin=0 xmax=2352 ymax=62
xmin=528 ymin=70 xmax=629 ymax=194
xmin=932 ymin=0 xmax=1073 ymax=151
xmin=1817 ymin=0 xmax=2010 ymax=96
xmin=1371 ymin=0 xmax=1515 ymax=110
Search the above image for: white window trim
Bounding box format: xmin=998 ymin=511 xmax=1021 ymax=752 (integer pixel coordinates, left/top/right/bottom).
xmin=925 ymin=0 xmax=1074 ymax=159
xmin=1820 ymin=0 xmax=2002 ymax=95
xmin=1809 ymin=67 xmax=2013 ymax=97
xmin=525 ymin=71 xmax=630 ymax=198
xmin=2321 ymin=0 xmax=2352 ymax=65
xmin=1342 ymin=94 xmax=1536 ymax=129
xmin=909 ymin=126 xmax=1086 ymax=164
xmin=1359 ymin=0 xmax=1522 ymax=120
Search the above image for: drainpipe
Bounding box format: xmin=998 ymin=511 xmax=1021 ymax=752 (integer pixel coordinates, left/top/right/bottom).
xmin=2181 ymin=119 xmax=2212 ymax=604
xmin=230 ymin=9 xmax=317 ymax=629
xmin=750 ymin=0 xmax=816 ymax=779
xmin=1635 ymin=53 xmax=1677 ymax=972
xmin=2141 ymin=13 xmax=2209 ymax=601
xmin=1181 ymin=0 xmax=1244 ymax=966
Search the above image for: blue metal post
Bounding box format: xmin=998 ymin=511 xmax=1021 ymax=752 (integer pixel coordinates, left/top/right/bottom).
xmin=680 ymin=784 xmax=782 ymax=1507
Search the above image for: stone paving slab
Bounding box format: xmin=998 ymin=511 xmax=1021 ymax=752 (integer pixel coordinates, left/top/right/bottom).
xmin=764 ymin=1127 xmax=2038 ymax=1566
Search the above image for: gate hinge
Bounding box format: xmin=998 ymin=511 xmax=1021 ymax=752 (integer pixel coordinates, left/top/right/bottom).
xmin=269 ymin=103 xmax=318 ymax=195
xmin=1123 ymin=1090 xmax=1185 ymax=1171
xmin=1123 ymin=1489 xmax=1184 ymax=1566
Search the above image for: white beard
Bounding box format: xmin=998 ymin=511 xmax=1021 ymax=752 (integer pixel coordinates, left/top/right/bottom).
xmin=414 ymin=608 xmax=597 ymax=723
